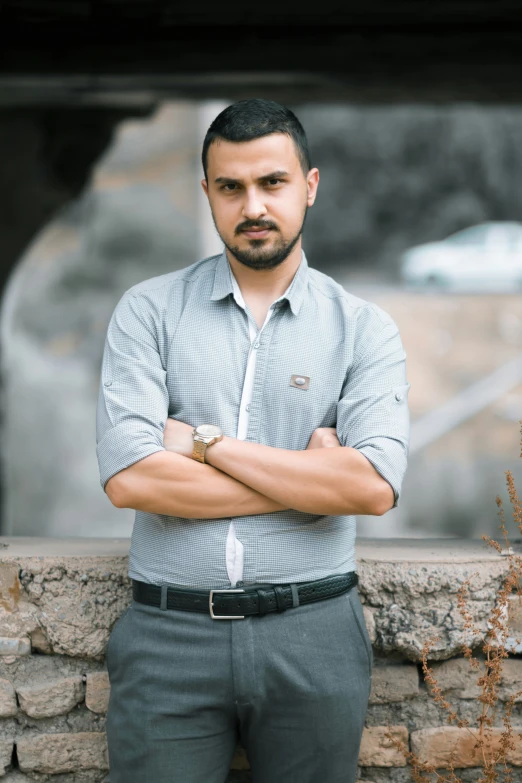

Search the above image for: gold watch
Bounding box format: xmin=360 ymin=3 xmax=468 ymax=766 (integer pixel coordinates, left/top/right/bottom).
xmin=192 ymin=424 xmax=224 ymax=463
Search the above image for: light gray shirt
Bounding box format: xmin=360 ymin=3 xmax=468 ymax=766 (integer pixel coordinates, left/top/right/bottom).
xmin=96 ymin=250 xmax=410 ymax=588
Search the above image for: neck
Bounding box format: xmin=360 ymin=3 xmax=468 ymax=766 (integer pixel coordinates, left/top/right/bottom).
xmin=225 ymin=240 xmax=303 ymax=301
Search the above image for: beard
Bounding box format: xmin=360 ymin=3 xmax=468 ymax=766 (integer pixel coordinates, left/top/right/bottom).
xmin=214 ymin=206 xmax=308 ymax=271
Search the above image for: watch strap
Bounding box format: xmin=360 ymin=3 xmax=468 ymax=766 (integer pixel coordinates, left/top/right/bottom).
xmin=192 ymin=438 xmax=208 ymax=463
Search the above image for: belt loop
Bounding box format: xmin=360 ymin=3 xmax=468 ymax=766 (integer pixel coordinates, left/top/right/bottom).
xmin=160 ymin=584 xmax=168 ymax=611
xmin=274 ymin=585 xmax=287 ymax=612
xmin=256 ymin=588 xmax=272 ymax=617
xmin=290 ymin=583 xmax=300 ymax=608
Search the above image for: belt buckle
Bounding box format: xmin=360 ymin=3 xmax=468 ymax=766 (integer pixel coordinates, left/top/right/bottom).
xmin=209 ymin=588 xmax=245 ymax=620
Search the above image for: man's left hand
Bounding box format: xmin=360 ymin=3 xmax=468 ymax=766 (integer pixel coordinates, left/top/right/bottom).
xmin=163 ymin=418 xmax=194 ymax=459
xmin=306 ymin=427 xmax=341 ymax=449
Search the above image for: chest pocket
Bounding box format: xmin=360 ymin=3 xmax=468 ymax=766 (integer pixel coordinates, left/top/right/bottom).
xmin=261 ymin=337 xmax=346 ymax=449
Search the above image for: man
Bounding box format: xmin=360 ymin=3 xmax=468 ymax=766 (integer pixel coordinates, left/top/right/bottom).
xmin=97 ymin=98 xmax=410 ymax=783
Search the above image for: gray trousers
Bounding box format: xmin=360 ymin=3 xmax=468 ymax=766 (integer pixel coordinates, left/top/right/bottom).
xmin=106 ymin=584 xmax=373 ymax=783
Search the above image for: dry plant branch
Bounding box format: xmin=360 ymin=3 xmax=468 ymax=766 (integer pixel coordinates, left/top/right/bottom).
xmin=384 ymin=422 xmax=522 ymax=782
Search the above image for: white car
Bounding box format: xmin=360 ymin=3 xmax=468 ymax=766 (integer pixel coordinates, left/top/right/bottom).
xmin=400 ymin=222 xmax=522 ymax=291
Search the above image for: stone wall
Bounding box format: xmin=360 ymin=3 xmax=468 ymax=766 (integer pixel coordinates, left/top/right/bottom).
xmin=0 ymin=537 xmax=519 ymax=782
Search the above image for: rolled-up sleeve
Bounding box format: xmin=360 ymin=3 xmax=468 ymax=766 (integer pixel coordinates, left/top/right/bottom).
xmin=336 ymin=313 xmax=410 ymax=507
xmin=96 ymin=292 xmax=168 ymax=490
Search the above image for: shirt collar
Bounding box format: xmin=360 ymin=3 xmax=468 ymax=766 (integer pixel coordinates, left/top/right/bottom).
xmin=210 ymin=249 xmax=308 ymax=316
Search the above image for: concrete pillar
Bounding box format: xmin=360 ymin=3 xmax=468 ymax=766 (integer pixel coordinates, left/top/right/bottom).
xmin=197 ymin=101 xmax=228 ymax=260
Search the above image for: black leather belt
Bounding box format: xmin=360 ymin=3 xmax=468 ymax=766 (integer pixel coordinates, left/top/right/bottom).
xmin=132 ymin=571 xmax=358 ymax=619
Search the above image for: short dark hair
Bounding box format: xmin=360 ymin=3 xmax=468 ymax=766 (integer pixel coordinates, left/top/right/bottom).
xmin=202 ymin=98 xmax=311 ymax=179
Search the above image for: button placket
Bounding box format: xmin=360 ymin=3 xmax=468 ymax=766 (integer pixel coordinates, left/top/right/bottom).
xmin=244 ymin=313 xmax=279 ymax=445
xmin=234 ymin=305 xmax=283 ymax=585
xmin=234 ymin=309 xmax=278 ymax=582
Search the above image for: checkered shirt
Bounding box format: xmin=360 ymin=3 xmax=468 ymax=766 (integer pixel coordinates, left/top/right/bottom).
xmin=96 ymin=250 xmax=410 ymax=588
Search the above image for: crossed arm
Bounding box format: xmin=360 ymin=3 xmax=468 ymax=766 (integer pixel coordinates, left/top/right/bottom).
xmin=101 ymin=294 xmax=406 ymax=521
xmin=105 ymin=420 xmax=394 ymax=518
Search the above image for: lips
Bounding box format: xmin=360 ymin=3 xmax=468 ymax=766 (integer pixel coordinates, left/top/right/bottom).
xmin=242 ymin=228 xmax=271 ymax=239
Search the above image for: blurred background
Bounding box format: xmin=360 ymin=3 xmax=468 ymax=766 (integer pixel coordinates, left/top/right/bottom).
xmin=1 ymin=99 xmax=522 ymax=541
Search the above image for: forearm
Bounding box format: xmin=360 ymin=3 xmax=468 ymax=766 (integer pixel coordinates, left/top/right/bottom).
xmin=106 ymin=450 xmax=289 ymax=518
xmin=205 ymin=437 xmax=394 ymax=516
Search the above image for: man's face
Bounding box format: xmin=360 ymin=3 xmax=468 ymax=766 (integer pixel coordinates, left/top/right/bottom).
xmin=202 ymin=133 xmax=319 ymax=270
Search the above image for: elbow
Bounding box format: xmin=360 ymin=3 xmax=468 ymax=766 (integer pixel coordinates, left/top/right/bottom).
xmin=105 ymin=473 xmax=133 ymax=509
xmin=369 ymin=479 xmax=395 ymax=516
xmin=347 ymin=478 xmax=394 ymax=517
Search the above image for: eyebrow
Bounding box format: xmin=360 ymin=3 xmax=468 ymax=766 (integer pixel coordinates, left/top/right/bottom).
xmin=214 ymin=170 xmax=290 ymax=184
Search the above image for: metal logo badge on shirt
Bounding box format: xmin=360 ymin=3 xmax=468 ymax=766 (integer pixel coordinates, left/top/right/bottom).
xmin=290 ymin=375 xmax=310 ymax=390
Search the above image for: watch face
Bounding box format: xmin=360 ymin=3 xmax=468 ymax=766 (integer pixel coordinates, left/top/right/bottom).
xmin=196 ymin=424 xmax=222 ymax=438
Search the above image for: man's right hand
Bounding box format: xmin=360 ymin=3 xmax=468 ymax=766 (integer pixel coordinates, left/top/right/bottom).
xmin=306 ymin=427 xmax=341 ymax=450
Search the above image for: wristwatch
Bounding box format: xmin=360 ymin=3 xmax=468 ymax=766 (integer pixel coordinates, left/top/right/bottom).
xmin=192 ymin=424 xmax=224 ymax=463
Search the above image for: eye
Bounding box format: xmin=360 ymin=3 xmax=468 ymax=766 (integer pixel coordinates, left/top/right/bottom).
xmin=266 ymin=179 xmax=282 ymax=186
xmin=222 ymin=183 xmax=238 ymax=192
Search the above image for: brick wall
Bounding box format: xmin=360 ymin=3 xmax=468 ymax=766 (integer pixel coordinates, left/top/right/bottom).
xmin=0 ymin=536 xmax=519 ymax=782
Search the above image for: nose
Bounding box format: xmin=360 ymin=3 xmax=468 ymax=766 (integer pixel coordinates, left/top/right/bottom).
xmin=241 ymin=187 xmax=267 ymax=220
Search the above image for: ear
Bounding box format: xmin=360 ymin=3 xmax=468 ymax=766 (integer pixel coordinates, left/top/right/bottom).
xmin=306 ymin=168 xmax=320 ymax=207
xmin=201 ymin=178 xmax=209 ymax=197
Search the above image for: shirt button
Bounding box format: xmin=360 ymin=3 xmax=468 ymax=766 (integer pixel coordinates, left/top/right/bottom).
xmin=253 ymin=342 xmax=260 ymax=349
xmin=245 ymin=404 xmax=251 ymax=412
xmin=104 ymin=380 xmax=112 ymax=387
xmin=395 ymin=392 xmax=403 ymax=401
xmin=295 ymin=377 xmax=306 ymax=386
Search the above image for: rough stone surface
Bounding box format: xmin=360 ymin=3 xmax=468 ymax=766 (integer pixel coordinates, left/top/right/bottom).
xmin=12 ymin=704 xmax=105 ymax=737
xmin=0 ymin=639 xmax=30 ymax=657
xmin=371 ymin=774 xmax=492 ymax=783
xmin=498 ymin=658 xmax=522 ymax=703
xmin=411 ymin=726 xmax=522 ymax=768
xmin=368 ymin=665 xmax=419 ymax=704
xmin=29 ymin=627 xmax=52 ymax=655
xmin=0 ymin=679 xmax=17 ymax=717
xmin=0 ymin=539 xmax=518 ymax=781
xmin=432 ymin=656 xmax=522 ymax=703
xmin=1 ymin=652 xmax=104 ymax=682
xmin=2 ymin=543 xmax=132 ymax=660
xmin=357 ymin=540 xmax=513 ymax=662
xmin=365 ymin=693 xmax=506 ymax=733
xmin=358 ymin=726 xmax=408 ymax=767
xmin=431 ymin=657 xmax=482 ymax=699
xmin=2 ymin=771 xmax=108 ymax=782
xmin=357 ymin=773 xmax=518 ymax=783
xmin=363 ymin=605 xmax=377 ymax=644
xmin=0 ymin=740 xmax=13 ymax=775
xmin=0 ymin=567 xmax=21 ymax=613
xmin=17 ymin=732 xmax=109 ymax=774
xmin=17 ymin=675 xmax=84 ymax=718
xmin=85 ymin=672 xmax=110 ymax=715
xmin=507 ymin=593 xmax=522 ymax=635
xmin=0 ymin=537 xmax=514 ymax=662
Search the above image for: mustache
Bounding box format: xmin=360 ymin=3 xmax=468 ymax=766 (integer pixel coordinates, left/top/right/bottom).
xmin=235 ymin=219 xmax=279 ymax=235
